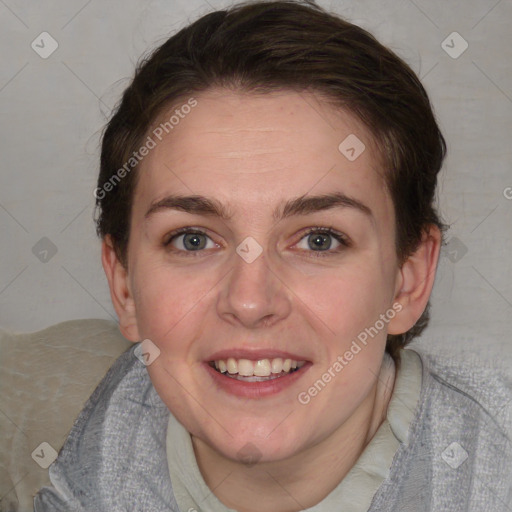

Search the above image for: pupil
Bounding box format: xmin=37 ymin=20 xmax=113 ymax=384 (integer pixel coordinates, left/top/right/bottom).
xmin=184 ymin=233 xmax=205 ymax=250
xmin=309 ymin=233 xmax=331 ymax=251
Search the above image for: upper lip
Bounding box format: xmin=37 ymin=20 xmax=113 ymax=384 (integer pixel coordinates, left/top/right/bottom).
xmin=206 ymin=348 xmax=311 ymax=362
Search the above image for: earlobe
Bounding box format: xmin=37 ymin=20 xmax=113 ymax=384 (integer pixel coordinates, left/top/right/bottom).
xmin=387 ymin=225 xmax=441 ymax=335
xmin=101 ymin=235 xmax=140 ymax=342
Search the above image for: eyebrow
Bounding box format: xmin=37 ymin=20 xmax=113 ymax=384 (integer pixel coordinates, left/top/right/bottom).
xmin=144 ymin=192 xmax=374 ymax=223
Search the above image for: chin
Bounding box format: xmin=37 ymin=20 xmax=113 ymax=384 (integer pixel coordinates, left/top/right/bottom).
xmin=200 ymin=425 xmax=306 ymax=465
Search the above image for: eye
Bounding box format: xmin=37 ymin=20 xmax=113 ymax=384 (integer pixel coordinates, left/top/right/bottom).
xmin=163 ymin=226 xmax=350 ymax=258
xmin=163 ymin=228 xmax=217 ymax=255
xmin=295 ymin=227 xmax=350 ymax=256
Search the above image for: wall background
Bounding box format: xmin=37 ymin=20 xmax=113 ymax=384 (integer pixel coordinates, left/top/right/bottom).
xmin=1 ymin=0 xmax=511 ymax=366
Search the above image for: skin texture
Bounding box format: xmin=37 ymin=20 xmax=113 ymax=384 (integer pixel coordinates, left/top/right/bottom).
xmin=102 ymin=88 xmax=441 ymax=512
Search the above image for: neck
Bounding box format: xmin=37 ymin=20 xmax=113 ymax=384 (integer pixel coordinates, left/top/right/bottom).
xmin=191 ymin=354 xmax=396 ymax=512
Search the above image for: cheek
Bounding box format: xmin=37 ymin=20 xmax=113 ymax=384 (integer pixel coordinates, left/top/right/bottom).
xmin=301 ymin=258 xmax=391 ymax=342
xmin=130 ymin=259 xmax=217 ymax=347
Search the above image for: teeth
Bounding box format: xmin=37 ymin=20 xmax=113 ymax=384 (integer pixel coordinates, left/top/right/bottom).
xmin=253 ymin=359 xmax=271 ymax=376
xmin=238 ymin=359 xmax=254 ymax=377
xmin=227 ymin=357 xmax=238 ymax=375
xmin=212 ymin=357 xmax=306 ymax=377
xmin=271 ymin=358 xmax=283 ymax=374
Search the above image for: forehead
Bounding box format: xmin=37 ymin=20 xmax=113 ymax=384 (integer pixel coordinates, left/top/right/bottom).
xmin=134 ymin=88 xmax=392 ymax=226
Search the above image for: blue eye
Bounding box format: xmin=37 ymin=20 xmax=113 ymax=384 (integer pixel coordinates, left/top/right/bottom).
xmin=296 ymin=227 xmax=350 ymax=257
xmin=163 ymin=228 xmax=216 ymax=254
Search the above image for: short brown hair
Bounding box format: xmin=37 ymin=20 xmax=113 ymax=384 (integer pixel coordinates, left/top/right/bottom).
xmin=95 ymin=0 xmax=447 ymax=364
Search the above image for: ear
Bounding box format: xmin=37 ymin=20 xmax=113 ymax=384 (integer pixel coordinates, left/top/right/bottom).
xmin=101 ymin=235 xmax=140 ymax=342
xmin=387 ymin=225 xmax=441 ymax=335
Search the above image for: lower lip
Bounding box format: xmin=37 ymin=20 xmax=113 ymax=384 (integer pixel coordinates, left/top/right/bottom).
xmin=204 ymin=362 xmax=312 ymax=398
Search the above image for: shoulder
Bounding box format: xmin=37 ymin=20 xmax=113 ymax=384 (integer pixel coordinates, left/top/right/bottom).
xmin=410 ymin=347 xmax=512 ymax=507
xmin=370 ymin=346 xmax=512 ymax=510
xmin=413 ymin=346 xmax=512 ymax=438
xmin=34 ymin=344 xmax=173 ymax=511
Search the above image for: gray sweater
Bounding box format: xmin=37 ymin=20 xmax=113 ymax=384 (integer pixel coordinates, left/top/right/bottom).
xmin=33 ymin=344 xmax=512 ymax=511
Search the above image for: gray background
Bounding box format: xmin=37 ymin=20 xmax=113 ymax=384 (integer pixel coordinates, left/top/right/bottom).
xmin=1 ymin=0 xmax=511 ymax=364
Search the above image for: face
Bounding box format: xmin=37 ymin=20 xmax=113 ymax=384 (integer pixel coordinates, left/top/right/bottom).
xmin=123 ymin=88 xmax=401 ymax=463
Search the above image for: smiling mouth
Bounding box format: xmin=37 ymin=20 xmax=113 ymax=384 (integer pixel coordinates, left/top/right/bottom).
xmin=208 ymin=357 xmax=307 ymax=382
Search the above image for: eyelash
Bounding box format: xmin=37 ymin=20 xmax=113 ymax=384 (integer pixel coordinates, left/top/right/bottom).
xmin=162 ymin=226 xmax=350 ymax=258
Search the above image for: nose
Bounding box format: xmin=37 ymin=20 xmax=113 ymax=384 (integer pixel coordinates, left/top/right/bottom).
xmin=216 ymin=244 xmax=292 ymax=329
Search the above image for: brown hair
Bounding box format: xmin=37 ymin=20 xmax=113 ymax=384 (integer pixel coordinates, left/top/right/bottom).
xmin=95 ymin=0 xmax=447 ymax=365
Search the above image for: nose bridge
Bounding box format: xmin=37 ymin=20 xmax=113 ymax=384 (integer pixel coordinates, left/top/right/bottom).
xmin=217 ymin=242 xmax=291 ymax=328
